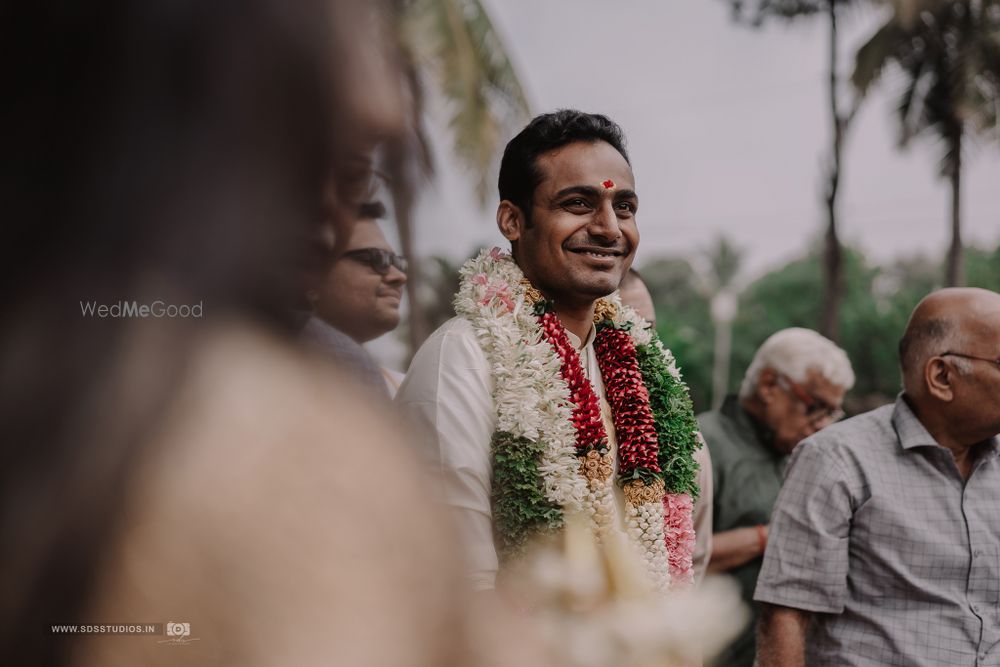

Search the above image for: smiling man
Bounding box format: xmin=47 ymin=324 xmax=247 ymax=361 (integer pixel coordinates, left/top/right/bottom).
xmin=397 ymin=110 xmax=704 ymax=595
xmin=304 ymin=200 xmax=408 ymax=396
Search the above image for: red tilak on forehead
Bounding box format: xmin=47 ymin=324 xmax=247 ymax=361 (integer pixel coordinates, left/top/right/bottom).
xmin=601 ymin=179 xmax=615 ymax=189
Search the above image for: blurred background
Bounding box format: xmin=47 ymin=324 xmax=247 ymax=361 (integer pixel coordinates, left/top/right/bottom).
xmin=377 ymin=0 xmax=1000 ymax=413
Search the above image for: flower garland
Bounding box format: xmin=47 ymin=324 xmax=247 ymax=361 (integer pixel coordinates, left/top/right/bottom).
xmin=455 ymin=248 xmax=702 ymax=589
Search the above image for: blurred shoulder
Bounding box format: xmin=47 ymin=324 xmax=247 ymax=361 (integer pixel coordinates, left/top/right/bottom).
xmin=80 ymin=323 xmax=462 ymax=667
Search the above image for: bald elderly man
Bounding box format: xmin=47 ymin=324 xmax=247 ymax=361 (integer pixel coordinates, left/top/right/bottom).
xmin=755 ymin=288 xmax=1000 ymax=667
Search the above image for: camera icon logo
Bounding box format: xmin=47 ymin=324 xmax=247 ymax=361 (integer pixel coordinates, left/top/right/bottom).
xmin=166 ymin=622 xmax=190 ymax=638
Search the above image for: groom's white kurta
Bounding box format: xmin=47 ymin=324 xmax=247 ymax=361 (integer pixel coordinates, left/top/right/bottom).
xmin=396 ymin=316 xmax=622 ymax=591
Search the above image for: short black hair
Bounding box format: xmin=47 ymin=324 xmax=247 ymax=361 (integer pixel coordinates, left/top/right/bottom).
xmin=498 ymin=110 xmax=629 ymax=222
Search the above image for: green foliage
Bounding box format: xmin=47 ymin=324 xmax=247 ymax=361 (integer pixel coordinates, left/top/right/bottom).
xmin=421 ymin=254 xmax=464 ymax=332
xmin=966 ymin=245 xmax=1000 ymax=290
xmin=636 ymin=339 xmax=702 ymax=498
xmin=642 ymin=257 xmax=714 ymax=411
xmin=490 ymin=431 xmax=562 ymax=561
xmin=732 ymin=245 xmax=907 ymax=411
xmin=641 ymin=240 xmax=1000 ymax=417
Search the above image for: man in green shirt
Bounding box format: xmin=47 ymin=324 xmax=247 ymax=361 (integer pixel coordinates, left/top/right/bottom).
xmin=699 ymin=328 xmax=854 ymax=667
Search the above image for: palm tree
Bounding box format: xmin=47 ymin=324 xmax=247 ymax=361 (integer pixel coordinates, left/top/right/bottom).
xmin=727 ymin=0 xmax=866 ymax=340
xmin=387 ymin=0 xmax=531 ymax=354
xmin=852 ymin=0 xmax=1000 ymax=286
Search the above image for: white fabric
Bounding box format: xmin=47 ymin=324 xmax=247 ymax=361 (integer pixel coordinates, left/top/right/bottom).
xmin=380 ymin=366 xmax=406 ymax=398
xmin=396 ymin=316 xmax=621 ymax=591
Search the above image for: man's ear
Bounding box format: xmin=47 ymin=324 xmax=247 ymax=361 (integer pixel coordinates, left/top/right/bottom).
xmin=497 ymin=200 xmax=524 ymax=242
xmin=925 ymin=357 xmax=956 ymax=402
xmin=756 ymin=368 xmax=780 ymax=404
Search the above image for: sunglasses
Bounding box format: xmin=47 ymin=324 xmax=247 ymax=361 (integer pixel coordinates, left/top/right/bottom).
xmin=341 ymin=248 xmax=408 ymax=275
xmin=777 ymin=375 xmax=845 ymax=425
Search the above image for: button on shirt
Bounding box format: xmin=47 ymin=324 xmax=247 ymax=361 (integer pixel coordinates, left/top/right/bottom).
xmin=755 ymin=395 xmax=1000 ymax=666
xmin=395 ymin=316 xmax=622 ymax=591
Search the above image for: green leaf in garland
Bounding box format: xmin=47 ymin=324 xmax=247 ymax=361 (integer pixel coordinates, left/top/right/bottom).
xmin=532 ymin=299 xmax=553 ymax=316
xmin=635 ymin=336 xmax=702 ymax=498
xmin=490 ymin=431 xmax=563 ymax=560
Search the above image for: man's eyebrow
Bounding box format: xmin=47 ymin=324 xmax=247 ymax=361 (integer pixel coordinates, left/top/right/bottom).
xmin=552 ymin=185 xmax=601 ymax=199
xmin=615 ymin=188 xmax=638 ymax=201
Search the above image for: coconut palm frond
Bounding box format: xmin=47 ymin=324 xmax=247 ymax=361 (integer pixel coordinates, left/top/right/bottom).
xmin=853 ymin=19 xmax=905 ymax=96
xmin=403 ymin=0 xmax=529 ymax=202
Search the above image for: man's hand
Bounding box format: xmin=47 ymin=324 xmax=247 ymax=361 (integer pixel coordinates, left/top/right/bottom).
xmin=706 ymin=525 xmax=767 ymax=573
xmin=756 ymin=603 xmax=810 ymax=667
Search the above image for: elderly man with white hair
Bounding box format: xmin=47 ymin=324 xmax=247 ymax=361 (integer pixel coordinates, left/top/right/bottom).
xmin=697 ymin=327 xmax=855 ymax=667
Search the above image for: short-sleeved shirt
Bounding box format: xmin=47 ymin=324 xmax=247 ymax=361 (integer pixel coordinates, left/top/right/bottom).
xmin=755 ymin=395 xmax=1000 ymax=666
xmin=698 ymin=395 xmax=787 ymax=667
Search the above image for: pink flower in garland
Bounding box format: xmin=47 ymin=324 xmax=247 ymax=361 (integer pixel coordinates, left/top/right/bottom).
xmin=594 ymin=327 xmax=661 ymax=476
xmin=479 ymin=281 xmax=516 ymax=313
xmin=663 ymin=492 xmax=695 ymax=587
xmin=538 ymin=312 xmax=607 ymax=454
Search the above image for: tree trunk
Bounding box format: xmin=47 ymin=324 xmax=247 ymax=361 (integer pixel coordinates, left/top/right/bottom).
xmin=710 ymin=291 xmax=737 ymax=411
xmin=384 ymin=140 xmax=431 ymax=361
xmin=944 ymin=131 xmax=963 ymax=286
xmin=820 ymin=0 xmax=845 ymax=342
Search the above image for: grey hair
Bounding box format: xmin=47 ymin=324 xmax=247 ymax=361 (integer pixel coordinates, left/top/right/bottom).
xmin=738 ymin=328 xmax=856 ymax=399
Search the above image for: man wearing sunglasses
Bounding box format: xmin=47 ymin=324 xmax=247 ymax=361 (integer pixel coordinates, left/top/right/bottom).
xmin=698 ymin=327 xmax=855 ymax=667
xmin=756 ymin=288 xmax=1000 ymax=667
xmin=304 ymin=201 xmax=408 ymax=396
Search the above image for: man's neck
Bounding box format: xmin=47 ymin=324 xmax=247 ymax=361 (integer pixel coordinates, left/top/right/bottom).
xmin=552 ymin=302 xmax=597 ymax=343
xmin=739 ymin=394 xmax=785 ymax=454
xmin=515 ymin=261 xmax=598 ymax=342
xmin=906 ymin=395 xmax=983 ymax=479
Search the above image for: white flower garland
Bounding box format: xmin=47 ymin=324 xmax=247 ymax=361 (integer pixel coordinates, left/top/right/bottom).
xmin=456 ymin=248 xmax=679 ymax=591
xmin=455 ymin=249 xmax=588 ymax=513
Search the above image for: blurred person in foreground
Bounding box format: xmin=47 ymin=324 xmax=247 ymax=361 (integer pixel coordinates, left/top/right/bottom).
xmin=756 ymin=288 xmax=1000 ymax=667
xmin=699 ymin=328 xmax=854 ymax=667
xmin=304 ymin=200 xmax=409 ymax=397
xmin=0 ymin=2 xmax=543 ymax=666
xmin=619 ymin=268 xmax=714 ymax=584
xmin=397 ymin=110 xmax=704 ymax=599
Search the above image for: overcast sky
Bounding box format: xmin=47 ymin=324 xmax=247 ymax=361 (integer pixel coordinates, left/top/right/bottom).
xmin=405 ymin=0 xmax=1000 ymax=282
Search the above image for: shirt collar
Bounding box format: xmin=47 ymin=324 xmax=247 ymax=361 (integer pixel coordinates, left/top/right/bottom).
xmin=892 ymin=394 xmax=940 ymax=451
xmin=565 ymin=324 xmax=597 ymax=351
xmin=721 ymin=393 xmax=780 ymax=456
xmin=893 ymin=393 xmax=1000 ymax=457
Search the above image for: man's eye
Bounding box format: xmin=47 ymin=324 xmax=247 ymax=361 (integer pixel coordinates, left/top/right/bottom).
xmin=616 ymin=201 xmax=637 ymax=214
xmin=563 ymin=198 xmax=590 ymax=210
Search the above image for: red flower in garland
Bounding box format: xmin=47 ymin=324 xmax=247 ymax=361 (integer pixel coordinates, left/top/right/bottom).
xmin=594 ymin=327 xmax=661 ymax=476
xmin=538 ymin=312 xmax=607 ymax=454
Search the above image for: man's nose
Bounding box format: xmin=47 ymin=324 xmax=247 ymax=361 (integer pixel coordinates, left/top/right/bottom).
xmin=588 ymin=201 xmax=622 ymax=241
xmin=385 ymin=265 xmax=407 ymax=285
